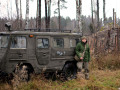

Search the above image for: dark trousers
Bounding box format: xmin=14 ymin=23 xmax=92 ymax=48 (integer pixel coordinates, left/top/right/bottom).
xmin=77 ymin=61 xmax=89 ymax=79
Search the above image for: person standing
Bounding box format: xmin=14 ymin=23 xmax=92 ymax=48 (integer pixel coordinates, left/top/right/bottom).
xmin=75 ymin=36 xmax=90 ymax=80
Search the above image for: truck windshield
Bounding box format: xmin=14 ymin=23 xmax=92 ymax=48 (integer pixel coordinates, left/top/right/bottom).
xmin=0 ymin=35 xmax=9 ymax=48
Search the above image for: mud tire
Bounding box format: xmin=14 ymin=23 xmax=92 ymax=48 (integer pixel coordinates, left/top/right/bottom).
xmin=61 ymin=63 xmax=77 ymax=81
xmin=12 ymin=64 xmax=29 ymax=89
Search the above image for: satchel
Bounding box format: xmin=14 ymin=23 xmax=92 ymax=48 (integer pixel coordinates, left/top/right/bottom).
xmin=74 ymin=55 xmax=80 ymax=61
xmin=74 ymin=45 xmax=86 ymax=61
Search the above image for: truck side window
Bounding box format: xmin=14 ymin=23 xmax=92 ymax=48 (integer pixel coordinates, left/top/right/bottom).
xmin=70 ymin=39 xmax=76 ymax=47
xmin=75 ymin=39 xmax=79 ymax=45
xmin=11 ymin=36 xmax=26 ymax=49
xmin=54 ymin=38 xmax=64 ymax=48
xmin=0 ymin=36 xmax=9 ymax=48
xmin=37 ymin=38 xmax=49 ymax=48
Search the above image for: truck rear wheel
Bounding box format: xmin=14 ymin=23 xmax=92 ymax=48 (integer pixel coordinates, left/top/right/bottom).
xmin=12 ymin=64 xmax=30 ymax=88
xmin=61 ymin=63 xmax=77 ymax=81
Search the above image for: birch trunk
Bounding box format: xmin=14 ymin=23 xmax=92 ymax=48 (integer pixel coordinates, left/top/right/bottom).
xmin=25 ymin=0 xmax=29 ymax=29
xmin=76 ymin=0 xmax=82 ymax=33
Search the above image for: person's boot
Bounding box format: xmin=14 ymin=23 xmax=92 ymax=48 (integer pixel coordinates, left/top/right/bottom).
xmin=76 ymin=69 xmax=80 ymax=78
xmin=77 ymin=69 xmax=81 ymax=72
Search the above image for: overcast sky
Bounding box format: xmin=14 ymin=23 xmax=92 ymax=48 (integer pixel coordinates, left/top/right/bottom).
xmin=0 ymin=0 xmax=120 ymax=19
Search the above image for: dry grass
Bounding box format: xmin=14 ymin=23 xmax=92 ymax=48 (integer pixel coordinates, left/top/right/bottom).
xmin=93 ymin=52 xmax=120 ymax=70
xmin=2 ymin=70 xmax=119 ymax=90
xmin=0 ymin=70 xmax=120 ymax=90
xmin=0 ymin=53 xmax=120 ymax=90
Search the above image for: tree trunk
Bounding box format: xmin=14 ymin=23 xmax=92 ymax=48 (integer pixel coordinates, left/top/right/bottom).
xmin=36 ymin=0 xmax=38 ymax=28
xmin=91 ymin=0 xmax=94 ymax=33
xmin=76 ymin=0 xmax=82 ymax=33
xmin=20 ymin=0 xmax=22 ymax=29
xmin=45 ymin=0 xmax=48 ymax=29
xmin=113 ymin=8 xmax=115 ymax=29
xmin=38 ymin=0 xmax=41 ymax=31
xmin=15 ymin=0 xmax=19 ymax=20
xmin=25 ymin=0 xmax=29 ymax=29
xmin=7 ymin=1 xmax=10 ymax=19
xmin=15 ymin=0 xmax=20 ymax=29
xmin=115 ymin=12 xmax=116 ymax=28
xmin=48 ymin=0 xmax=51 ymax=29
xmin=58 ymin=0 xmax=61 ymax=31
xmin=103 ymin=0 xmax=106 ymax=25
xmin=97 ymin=0 xmax=99 ymax=31
xmin=79 ymin=0 xmax=82 ymax=33
xmin=91 ymin=0 xmax=93 ymax=24
xmin=10 ymin=0 xmax=12 ymax=19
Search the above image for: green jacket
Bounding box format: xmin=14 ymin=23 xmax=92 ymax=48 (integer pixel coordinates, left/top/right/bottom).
xmin=75 ymin=42 xmax=90 ymax=62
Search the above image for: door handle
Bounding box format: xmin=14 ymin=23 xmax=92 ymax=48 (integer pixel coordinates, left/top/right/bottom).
xmin=18 ymin=54 xmax=23 ymax=57
xmin=43 ymin=53 xmax=46 ymax=56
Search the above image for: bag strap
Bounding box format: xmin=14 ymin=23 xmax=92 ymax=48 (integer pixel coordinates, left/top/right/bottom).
xmin=82 ymin=45 xmax=87 ymax=57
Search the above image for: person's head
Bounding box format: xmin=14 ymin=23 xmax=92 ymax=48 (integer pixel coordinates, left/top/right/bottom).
xmin=81 ymin=36 xmax=87 ymax=43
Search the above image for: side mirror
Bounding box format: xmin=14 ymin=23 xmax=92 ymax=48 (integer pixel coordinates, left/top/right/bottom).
xmin=5 ymin=22 xmax=12 ymax=31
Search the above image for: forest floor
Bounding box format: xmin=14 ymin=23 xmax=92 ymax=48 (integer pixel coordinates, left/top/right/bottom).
xmin=0 ymin=53 xmax=120 ymax=90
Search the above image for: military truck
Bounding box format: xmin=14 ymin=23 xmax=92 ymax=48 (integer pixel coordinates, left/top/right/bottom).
xmin=0 ymin=28 xmax=82 ymax=80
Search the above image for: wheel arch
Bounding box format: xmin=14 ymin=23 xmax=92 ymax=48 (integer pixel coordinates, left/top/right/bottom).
xmin=21 ymin=63 xmax=34 ymax=74
xmin=62 ymin=60 xmax=77 ymax=70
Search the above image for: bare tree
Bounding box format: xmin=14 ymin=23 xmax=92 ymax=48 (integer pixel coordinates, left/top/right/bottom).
xmin=76 ymin=0 xmax=82 ymax=33
xmin=54 ymin=0 xmax=67 ymax=30
xmin=48 ymin=0 xmax=51 ymax=29
xmin=103 ymin=0 xmax=106 ymax=25
xmin=90 ymin=0 xmax=94 ymax=33
xmin=44 ymin=0 xmax=51 ymax=29
xmin=91 ymin=0 xmax=93 ymax=24
xmin=97 ymin=0 xmax=99 ymax=31
xmin=7 ymin=0 xmax=10 ymax=19
xmin=20 ymin=0 xmax=22 ymax=29
xmin=15 ymin=0 xmax=20 ymax=29
xmin=38 ymin=0 xmax=41 ymax=30
xmin=45 ymin=0 xmax=48 ymax=29
xmin=113 ymin=8 xmax=115 ymax=29
xmin=36 ymin=0 xmax=38 ymax=28
xmin=15 ymin=0 xmax=19 ymax=20
xmin=10 ymin=0 xmax=13 ymax=19
xmin=25 ymin=0 xmax=29 ymax=29
xmin=58 ymin=0 xmax=60 ymax=30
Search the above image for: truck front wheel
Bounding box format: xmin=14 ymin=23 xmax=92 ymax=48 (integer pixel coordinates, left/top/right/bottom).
xmin=61 ymin=63 xmax=77 ymax=81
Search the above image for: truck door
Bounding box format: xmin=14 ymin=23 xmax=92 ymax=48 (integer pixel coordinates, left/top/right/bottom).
xmin=9 ymin=35 xmax=27 ymax=61
xmin=36 ymin=36 xmax=50 ymax=65
xmin=0 ymin=35 xmax=9 ymax=63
